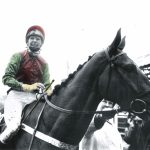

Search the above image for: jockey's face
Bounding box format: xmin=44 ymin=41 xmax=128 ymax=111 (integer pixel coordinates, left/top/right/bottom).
xmin=27 ymin=35 xmax=43 ymax=52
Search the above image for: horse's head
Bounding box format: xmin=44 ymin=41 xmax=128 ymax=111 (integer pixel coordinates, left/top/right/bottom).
xmin=98 ymin=29 xmax=150 ymax=119
xmin=45 ymin=29 xmax=150 ymax=144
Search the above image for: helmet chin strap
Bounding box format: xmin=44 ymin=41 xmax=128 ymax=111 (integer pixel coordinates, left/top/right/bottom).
xmin=27 ymin=46 xmax=41 ymax=57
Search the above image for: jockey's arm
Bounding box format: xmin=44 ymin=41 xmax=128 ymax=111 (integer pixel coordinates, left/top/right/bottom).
xmin=2 ymin=53 xmax=23 ymax=90
xmin=42 ymin=63 xmax=53 ymax=96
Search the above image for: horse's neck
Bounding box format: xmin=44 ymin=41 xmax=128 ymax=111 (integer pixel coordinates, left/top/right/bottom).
xmin=66 ymin=51 xmax=107 ymax=90
xmin=52 ymin=51 xmax=108 ymax=106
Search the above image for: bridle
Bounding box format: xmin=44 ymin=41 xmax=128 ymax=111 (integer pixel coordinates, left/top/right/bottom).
xmin=43 ymin=49 xmax=124 ymax=115
xmin=23 ymin=49 xmax=122 ymax=150
xmin=24 ymin=48 xmax=150 ymax=120
xmin=105 ymin=48 xmax=150 ymax=114
xmin=41 ymin=48 xmax=150 ymax=115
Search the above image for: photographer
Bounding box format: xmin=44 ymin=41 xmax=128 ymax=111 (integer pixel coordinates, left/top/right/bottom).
xmin=124 ymin=113 xmax=145 ymax=150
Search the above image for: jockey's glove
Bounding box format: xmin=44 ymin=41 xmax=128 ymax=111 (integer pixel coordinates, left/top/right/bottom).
xmin=45 ymin=88 xmax=52 ymax=96
xmin=22 ymin=83 xmax=45 ymax=92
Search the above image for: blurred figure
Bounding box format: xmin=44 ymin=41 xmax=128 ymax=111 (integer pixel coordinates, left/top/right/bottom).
xmin=124 ymin=113 xmax=150 ymax=150
xmin=79 ymin=99 xmax=123 ymax=150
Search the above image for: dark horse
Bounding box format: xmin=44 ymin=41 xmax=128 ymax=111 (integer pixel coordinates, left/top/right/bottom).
xmin=1 ymin=29 xmax=150 ymax=150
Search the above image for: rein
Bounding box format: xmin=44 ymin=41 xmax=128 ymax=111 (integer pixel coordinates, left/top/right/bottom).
xmin=44 ymin=94 xmax=120 ymax=115
xmin=23 ymin=93 xmax=119 ymax=150
xmin=43 ymin=48 xmax=150 ymax=115
xmin=23 ymin=49 xmax=123 ymax=120
xmin=22 ymin=49 xmax=150 ymax=150
xmin=43 ymin=49 xmax=124 ymax=115
xmin=21 ymin=49 xmax=122 ymax=150
xmin=28 ymin=102 xmax=46 ymax=150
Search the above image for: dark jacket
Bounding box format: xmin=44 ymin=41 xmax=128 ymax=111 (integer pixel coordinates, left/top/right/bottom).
xmin=124 ymin=120 xmax=150 ymax=150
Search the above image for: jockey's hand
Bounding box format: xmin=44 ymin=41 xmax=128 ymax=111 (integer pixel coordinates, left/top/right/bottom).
xmin=22 ymin=83 xmax=45 ymax=92
xmin=45 ymin=88 xmax=52 ymax=96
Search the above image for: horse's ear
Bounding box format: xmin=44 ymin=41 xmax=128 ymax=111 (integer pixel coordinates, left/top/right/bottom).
xmin=108 ymin=28 xmax=121 ymax=56
xmin=118 ymin=36 xmax=126 ymax=51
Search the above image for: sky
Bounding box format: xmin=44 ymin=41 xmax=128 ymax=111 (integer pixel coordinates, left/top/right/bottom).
xmin=0 ymin=0 xmax=150 ymax=94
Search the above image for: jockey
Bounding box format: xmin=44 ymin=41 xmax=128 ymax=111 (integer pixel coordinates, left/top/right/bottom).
xmin=0 ymin=25 xmax=52 ymax=144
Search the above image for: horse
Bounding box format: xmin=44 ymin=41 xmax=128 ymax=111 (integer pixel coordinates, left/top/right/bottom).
xmin=1 ymin=28 xmax=150 ymax=150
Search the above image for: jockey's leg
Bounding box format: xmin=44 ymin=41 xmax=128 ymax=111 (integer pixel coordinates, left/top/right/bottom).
xmin=0 ymin=91 xmax=36 ymax=144
xmin=0 ymin=92 xmax=24 ymax=143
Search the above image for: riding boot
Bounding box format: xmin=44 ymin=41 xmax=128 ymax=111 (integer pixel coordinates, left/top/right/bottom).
xmin=0 ymin=123 xmax=20 ymax=144
xmin=0 ymin=127 xmax=12 ymax=144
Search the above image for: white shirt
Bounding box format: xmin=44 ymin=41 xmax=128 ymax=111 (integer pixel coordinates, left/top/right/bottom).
xmin=79 ymin=118 xmax=123 ymax=150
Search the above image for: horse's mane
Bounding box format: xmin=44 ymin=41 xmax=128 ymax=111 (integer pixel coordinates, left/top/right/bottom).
xmin=52 ymin=53 xmax=96 ymax=95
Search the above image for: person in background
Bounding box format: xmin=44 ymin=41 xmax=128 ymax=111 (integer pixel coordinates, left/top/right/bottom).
xmin=79 ymin=99 xmax=123 ymax=150
xmin=0 ymin=25 xmax=52 ymax=144
xmin=124 ymin=113 xmax=150 ymax=150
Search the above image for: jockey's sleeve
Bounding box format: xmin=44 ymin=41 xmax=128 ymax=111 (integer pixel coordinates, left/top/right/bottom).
xmin=2 ymin=53 xmax=23 ymax=90
xmin=42 ymin=63 xmax=51 ymax=90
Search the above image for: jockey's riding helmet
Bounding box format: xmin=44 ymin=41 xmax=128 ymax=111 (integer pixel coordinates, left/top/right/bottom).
xmin=26 ymin=25 xmax=45 ymax=43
